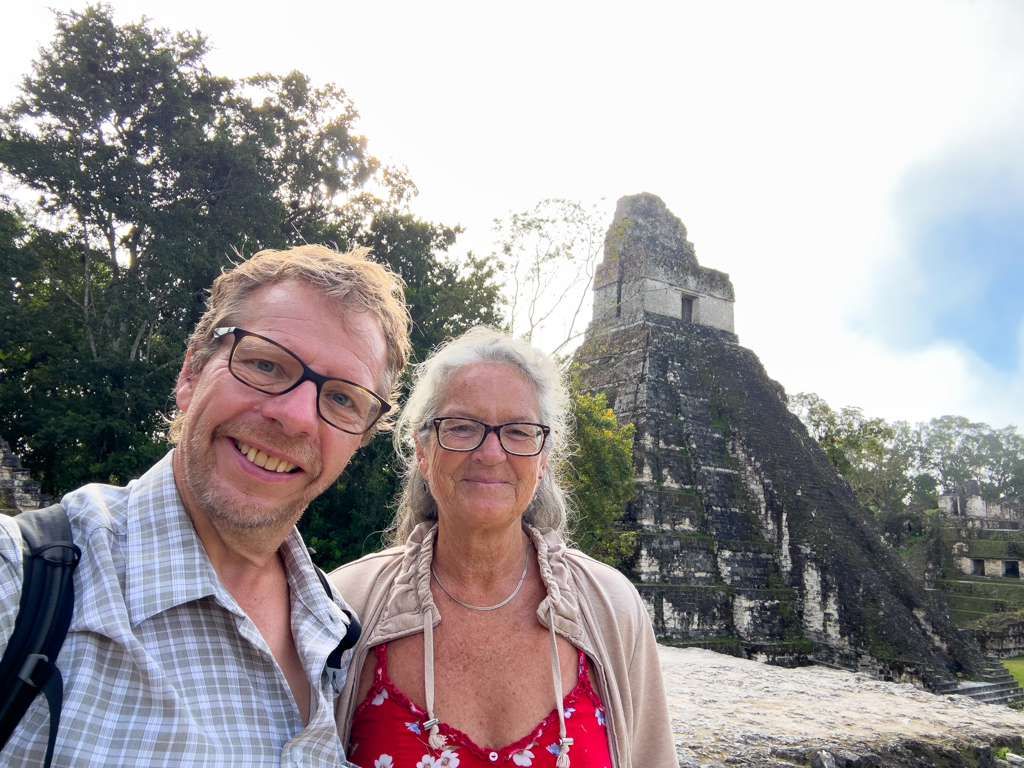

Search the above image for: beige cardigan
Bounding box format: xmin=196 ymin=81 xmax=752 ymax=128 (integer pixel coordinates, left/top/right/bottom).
xmin=329 ymin=523 xmax=678 ymax=768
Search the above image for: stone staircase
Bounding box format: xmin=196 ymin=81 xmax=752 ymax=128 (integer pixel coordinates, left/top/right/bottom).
xmin=939 ymin=657 xmax=1024 ymax=706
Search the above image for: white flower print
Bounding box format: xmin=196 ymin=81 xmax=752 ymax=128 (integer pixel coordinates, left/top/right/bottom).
xmin=513 ymin=748 xmax=535 ymax=766
xmin=371 ymin=688 xmax=388 ymax=706
xmin=596 ymin=707 xmax=605 ymax=726
xmin=563 ymin=707 xmax=576 ymax=718
xmin=374 ymin=756 xmax=393 ymax=768
xmin=435 ymin=750 xmax=460 ymax=767
xmin=405 ymin=721 xmax=422 ymax=734
xmin=416 ymin=756 xmax=437 ymax=768
xmin=546 ymin=743 xmax=560 ymax=757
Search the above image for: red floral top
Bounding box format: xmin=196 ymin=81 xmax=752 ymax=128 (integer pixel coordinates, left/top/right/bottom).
xmin=348 ymin=644 xmax=613 ymax=768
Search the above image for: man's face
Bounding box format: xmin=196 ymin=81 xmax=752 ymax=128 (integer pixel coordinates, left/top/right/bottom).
xmin=174 ymin=280 xmax=388 ymax=533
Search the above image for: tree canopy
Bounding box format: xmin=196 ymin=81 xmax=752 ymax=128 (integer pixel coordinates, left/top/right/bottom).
xmin=0 ymin=5 xmax=500 ymax=505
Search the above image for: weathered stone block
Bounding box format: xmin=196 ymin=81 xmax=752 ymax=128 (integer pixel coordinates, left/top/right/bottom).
xmin=0 ymin=439 xmax=49 ymax=514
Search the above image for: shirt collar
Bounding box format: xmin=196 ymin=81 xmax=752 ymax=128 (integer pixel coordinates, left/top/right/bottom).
xmin=279 ymin=525 xmax=349 ymax=629
xmin=124 ymin=452 xmax=227 ymax=626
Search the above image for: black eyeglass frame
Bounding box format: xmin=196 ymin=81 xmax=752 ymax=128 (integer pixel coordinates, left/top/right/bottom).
xmin=213 ymin=326 xmax=391 ymax=435
xmin=431 ymin=417 xmax=551 ymax=457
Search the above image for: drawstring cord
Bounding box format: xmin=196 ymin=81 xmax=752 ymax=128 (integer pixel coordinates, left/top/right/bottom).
xmin=548 ymin=605 xmax=572 ymax=767
xmin=423 ymin=608 xmax=447 ymax=750
xmin=422 ymin=603 xmax=571 ymax=765
xmin=419 ymin=527 xmax=570 ymax=765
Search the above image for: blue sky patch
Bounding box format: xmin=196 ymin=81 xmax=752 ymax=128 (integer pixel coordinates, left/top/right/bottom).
xmin=867 ymin=141 xmax=1024 ymax=371
xmin=917 ymin=207 xmax=1024 ymax=369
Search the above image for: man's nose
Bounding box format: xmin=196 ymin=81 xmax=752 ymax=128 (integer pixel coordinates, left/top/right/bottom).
xmin=260 ymin=379 xmax=321 ymax=436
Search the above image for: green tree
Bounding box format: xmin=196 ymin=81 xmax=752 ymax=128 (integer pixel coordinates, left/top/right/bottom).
xmin=788 ymin=393 xmax=893 ymax=479
xmin=790 ymin=393 xmax=1024 ymax=516
xmin=0 ymin=5 xmax=397 ymax=495
xmin=567 ymin=372 xmax=636 ymax=567
xmin=919 ymin=415 xmax=988 ymax=493
xmin=843 ymin=419 xmax=919 ymax=515
xmin=789 ymin=393 xmax=929 ymax=515
xmin=916 ymin=416 xmax=1024 ymax=499
xmin=360 ymin=213 xmax=504 ymax=362
xmin=978 ymin=426 xmax=1024 ymax=499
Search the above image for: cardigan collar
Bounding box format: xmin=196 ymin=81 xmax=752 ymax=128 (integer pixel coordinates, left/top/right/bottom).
xmin=365 ymin=520 xmax=585 ymax=645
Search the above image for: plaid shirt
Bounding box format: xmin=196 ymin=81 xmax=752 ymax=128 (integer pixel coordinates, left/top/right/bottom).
xmin=0 ymin=452 xmax=355 ymax=767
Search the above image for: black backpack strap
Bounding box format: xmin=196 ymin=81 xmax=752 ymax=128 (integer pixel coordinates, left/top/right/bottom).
xmin=313 ymin=566 xmax=362 ymax=684
xmin=0 ymin=503 xmax=80 ymax=768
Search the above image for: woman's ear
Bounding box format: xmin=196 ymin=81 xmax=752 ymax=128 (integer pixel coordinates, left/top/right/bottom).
xmin=414 ymin=431 xmax=429 ymax=478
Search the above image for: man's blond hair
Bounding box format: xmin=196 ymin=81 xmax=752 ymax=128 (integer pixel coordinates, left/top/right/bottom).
xmin=168 ymin=245 xmax=409 ymax=443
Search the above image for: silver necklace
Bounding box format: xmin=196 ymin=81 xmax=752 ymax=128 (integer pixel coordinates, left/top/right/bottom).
xmin=431 ymin=541 xmax=529 ymax=611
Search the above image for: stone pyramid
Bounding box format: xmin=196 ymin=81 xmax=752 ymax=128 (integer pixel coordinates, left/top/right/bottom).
xmin=574 ymin=193 xmax=979 ymax=681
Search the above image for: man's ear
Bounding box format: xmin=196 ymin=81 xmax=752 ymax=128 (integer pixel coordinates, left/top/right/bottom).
xmin=175 ymin=351 xmax=195 ymax=413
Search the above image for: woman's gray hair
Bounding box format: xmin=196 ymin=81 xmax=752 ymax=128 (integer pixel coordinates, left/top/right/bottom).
xmin=389 ymin=326 xmax=572 ymax=545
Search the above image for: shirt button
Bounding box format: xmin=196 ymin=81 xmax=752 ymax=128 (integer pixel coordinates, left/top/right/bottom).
xmin=489 ymin=751 xmax=498 ymax=762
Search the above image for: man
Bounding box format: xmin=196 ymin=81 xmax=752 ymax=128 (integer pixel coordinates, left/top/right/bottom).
xmin=0 ymin=245 xmax=410 ymax=766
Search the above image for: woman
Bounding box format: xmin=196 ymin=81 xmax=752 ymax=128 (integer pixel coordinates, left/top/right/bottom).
xmin=330 ymin=327 xmax=676 ymax=768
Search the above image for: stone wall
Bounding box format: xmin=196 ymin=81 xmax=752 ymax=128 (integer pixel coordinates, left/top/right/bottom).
xmin=952 ymin=554 xmax=1024 ymax=579
xmin=972 ymin=613 xmax=1024 ymax=658
xmin=940 ymin=484 xmax=1024 ymax=522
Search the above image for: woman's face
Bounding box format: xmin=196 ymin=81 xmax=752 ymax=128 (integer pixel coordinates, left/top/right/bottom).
xmin=415 ymin=363 xmax=548 ymax=534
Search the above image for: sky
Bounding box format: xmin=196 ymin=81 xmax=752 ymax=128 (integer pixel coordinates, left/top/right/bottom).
xmin=3 ymin=0 xmax=1023 ymax=428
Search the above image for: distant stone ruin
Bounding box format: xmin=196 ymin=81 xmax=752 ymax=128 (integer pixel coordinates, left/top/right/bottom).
xmin=0 ymin=438 xmax=49 ymax=514
xmin=913 ymin=482 xmax=1024 ymax=657
xmin=940 ymin=482 xmax=1024 ymax=579
xmin=940 ymin=482 xmax=1024 ymax=526
xmin=575 ymin=192 xmax=981 ymax=685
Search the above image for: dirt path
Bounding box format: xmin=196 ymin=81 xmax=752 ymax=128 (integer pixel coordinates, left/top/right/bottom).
xmin=659 ymin=646 xmax=1024 ymax=767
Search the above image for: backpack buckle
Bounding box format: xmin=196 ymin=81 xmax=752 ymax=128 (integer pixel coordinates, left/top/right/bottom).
xmin=18 ymin=653 xmax=49 ymax=687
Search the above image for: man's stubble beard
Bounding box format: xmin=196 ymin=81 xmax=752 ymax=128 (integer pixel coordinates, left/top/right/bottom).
xmin=180 ymin=414 xmax=328 ymax=535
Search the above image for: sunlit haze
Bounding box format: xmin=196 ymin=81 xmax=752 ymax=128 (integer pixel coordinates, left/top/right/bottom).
xmin=4 ymin=0 xmax=1023 ymax=428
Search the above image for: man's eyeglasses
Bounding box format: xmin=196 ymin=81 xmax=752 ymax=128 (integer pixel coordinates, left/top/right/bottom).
xmin=213 ymin=327 xmax=391 ymax=435
xmin=432 ymin=418 xmax=550 ymax=457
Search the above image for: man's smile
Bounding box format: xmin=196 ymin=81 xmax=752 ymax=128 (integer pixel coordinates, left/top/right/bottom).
xmin=233 ymin=439 xmax=301 ymax=473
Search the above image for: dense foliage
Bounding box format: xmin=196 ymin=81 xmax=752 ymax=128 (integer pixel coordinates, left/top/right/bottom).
xmin=566 ymin=374 xmax=636 ymax=566
xmin=0 ymin=5 xmax=392 ymax=493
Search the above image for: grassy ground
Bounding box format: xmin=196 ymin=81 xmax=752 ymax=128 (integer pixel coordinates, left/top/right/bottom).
xmin=1003 ymin=656 xmax=1024 ymax=688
